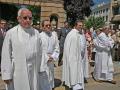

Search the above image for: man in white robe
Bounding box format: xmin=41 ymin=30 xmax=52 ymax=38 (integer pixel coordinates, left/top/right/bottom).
xmin=62 ymin=20 xmax=84 ymax=90
xmin=39 ymin=20 xmax=59 ymax=90
xmin=93 ymin=27 xmax=116 ymax=84
xmin=1 ymin=8 xmax=42 ymax=90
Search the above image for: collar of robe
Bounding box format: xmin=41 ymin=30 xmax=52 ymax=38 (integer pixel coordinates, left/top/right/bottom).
xmin=79 ymin=31 xmax=83 ymax=34
xmin=75 ymin=28 xmax=83 ymax=34
xmin=44 ymin=31 xmax=52 ymax=37
xmin=20 ymin=26 xmax=34 ymax=36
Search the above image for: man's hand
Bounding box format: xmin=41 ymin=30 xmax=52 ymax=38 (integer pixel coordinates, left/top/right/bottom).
xmin=47 ymin=54 xmax=53 ymax=63
xmin=4 ymin=79 xmax=12 ymax=84
xmin=48 ymin=57 xmax=53 ymax=63
xmin=48 ymin=54 xmax=53 ymax=60
xmin=47 ymin=59 xmax=52 ymax=63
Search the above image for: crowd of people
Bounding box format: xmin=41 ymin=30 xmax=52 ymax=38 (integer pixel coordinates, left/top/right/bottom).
xmin=0 ymin=7 xmax=120 ymax=90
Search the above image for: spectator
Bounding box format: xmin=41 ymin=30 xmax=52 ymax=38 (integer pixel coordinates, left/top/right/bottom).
xmin=58 ymin=21 xmax=71 ymax=66
xmin=0 ymin=19 xmax=7 ymax=72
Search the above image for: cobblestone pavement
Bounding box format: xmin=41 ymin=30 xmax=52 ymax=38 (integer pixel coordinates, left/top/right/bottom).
xmin=0 ymin=61 xmax=120 ymax=90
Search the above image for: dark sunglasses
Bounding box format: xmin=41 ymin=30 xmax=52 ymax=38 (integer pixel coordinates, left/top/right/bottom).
xmin=45 ymin=24 xmax=51 ymax=27
xmin=0 ymin=23 xmax=6 ymax=24
xmin=22 ymin=16 xmax=32 ymax=20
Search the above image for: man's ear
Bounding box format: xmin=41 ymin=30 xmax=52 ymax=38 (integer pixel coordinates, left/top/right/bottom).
xmin=17 ymin=16 xmax=21 ymax=23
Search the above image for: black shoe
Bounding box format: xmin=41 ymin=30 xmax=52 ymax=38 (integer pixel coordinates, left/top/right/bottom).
xmin=84 ymin=78 xmax=88 ymax=83
xmin=107 ymin=80 xmax=116 ymax=84
xmin=91 ymin=72 xmax=95 ymax=81
xmin=58 ymin=61 xmax=63 ymax=66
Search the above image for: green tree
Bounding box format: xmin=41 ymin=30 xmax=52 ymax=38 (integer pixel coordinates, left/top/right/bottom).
xmin=0 ymin=3 xmax=18 ymax=26
xmin=64 ymin=0 xmax=94 ymax=27
xmin=27 ymin=5 xmax=41 ymax=25
xmin=84 ymin=16 xmax=105 ymax=29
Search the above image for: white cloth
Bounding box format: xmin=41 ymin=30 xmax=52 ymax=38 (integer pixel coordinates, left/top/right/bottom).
xmin=80 ymin=33 xmax=89 ymax=78
xmin=38 ymin=71 xmax=51 ymax=90
xmin=39 ymin=31 xmax=59 ymax=89
xmin=79 ymin=34 xmax=86 ymax=58
xmin=72 ymin=84 xmax=83 ymax=90
xmin=1 ymin=25 xmax=42 ymax=90
xmin=62 ymin=29 xmax=84 ymax=89
xmin=93 ymin=32 xmax=114 ymax=81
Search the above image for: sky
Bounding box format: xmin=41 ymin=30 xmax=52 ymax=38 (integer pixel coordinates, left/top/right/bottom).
xmin=93 ymin=0 xmax=110 ymax=5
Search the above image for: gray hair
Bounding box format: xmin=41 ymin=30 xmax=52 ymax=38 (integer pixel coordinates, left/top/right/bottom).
xmin=17 ymin=8 xmax=30 ymax=17
xmin=41 ymin=19 xmax=50 ymax=27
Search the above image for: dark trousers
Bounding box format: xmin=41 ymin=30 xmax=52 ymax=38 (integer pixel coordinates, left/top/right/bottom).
xmin=0 ymin=56 xmax=1 ymax=72
xmin=58 ymin=52 xmax=63 ymax=66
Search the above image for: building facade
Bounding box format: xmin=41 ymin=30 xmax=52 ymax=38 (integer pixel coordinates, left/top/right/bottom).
xmin=91 ymin=2 xmax=111 ymax=26
xmin=111 ymin=0 xmax=120 ymax=29
xmin=91 ymin=0 xmax=120 ymax=29
xmin=0 ymin=0 xmax=66 ymax=28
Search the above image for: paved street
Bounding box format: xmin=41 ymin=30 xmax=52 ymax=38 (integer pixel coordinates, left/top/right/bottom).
xmin=54 ymin=61 xmax=120 ymax=90
xmin=0 ymin=61 xmax=120 ymax=90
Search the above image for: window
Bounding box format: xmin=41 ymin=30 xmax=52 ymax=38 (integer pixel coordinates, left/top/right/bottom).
xmin=113 ymin=7 xmax=120 ymax=15
xmin=106 ymin=16 xmax=108 ymax=21
xmin=106 ymin=8 xmax=108 ymax=13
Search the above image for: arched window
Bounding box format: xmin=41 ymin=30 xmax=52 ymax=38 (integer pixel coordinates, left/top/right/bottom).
xmin=50 ymin=14 xmax=59 ymax=29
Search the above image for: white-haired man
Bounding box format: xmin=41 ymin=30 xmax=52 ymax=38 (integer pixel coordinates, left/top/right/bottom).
xmin=1 ymin=8 xmax=42 ymax=90
xmin=93 ymin=27 xmax=116 ymax=84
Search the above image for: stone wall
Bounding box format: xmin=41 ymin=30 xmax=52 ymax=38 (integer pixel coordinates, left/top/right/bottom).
xmin=0 ymin=0 xmax=65 ymax=27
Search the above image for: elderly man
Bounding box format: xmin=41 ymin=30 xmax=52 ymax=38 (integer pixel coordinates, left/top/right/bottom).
xmin=1 ymin=8 xmax=42 ymax=90
xmin=39 ymin=20 xmax=59 ymax=90
xmin=62 ymin=20 xmax=84 ymax=90
xmin=93 ymin=27 xmax=116 ymax=84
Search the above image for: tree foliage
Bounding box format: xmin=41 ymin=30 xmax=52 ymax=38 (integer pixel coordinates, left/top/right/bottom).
xmin=0 ymin=3 xmax=18 ymax=26
xmin=27 ymin=5 xmax=41 ymax=25
xmin=84 ymin=16 xmax=105 ymax=29
xmin=64 ymin=0 xmax=94 ymax=26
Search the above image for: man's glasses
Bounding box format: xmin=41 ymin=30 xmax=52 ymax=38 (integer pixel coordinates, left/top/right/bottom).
xmin=0 ymin=22 xmax=6 ymax=25
xmin=22 ymin=16 xmax=32 ymax=20
xmin=45 ymin=24 xmax=51 ymax=27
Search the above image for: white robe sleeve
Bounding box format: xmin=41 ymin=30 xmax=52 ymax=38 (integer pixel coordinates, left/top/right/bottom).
xmin=94 ymin=33 xmax=112 ymax=52
xmin=51 ymin=32 xmax=60 ymax=61
xmin=98 ymin=33 xmax=111 ymax=47
xmin=39 ymin=33 xmax=50 ymax=72
xmin=94 ymin=38 xmax=110 ymax=52
xmin=1 ymin=32 xmax=13 ymax=80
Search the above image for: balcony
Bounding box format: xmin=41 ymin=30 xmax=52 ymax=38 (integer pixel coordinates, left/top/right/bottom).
xmin=111 ymin=15 xmax=120 ymax=22
xmin=112 ymin=0 xmax=120 ymax=6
